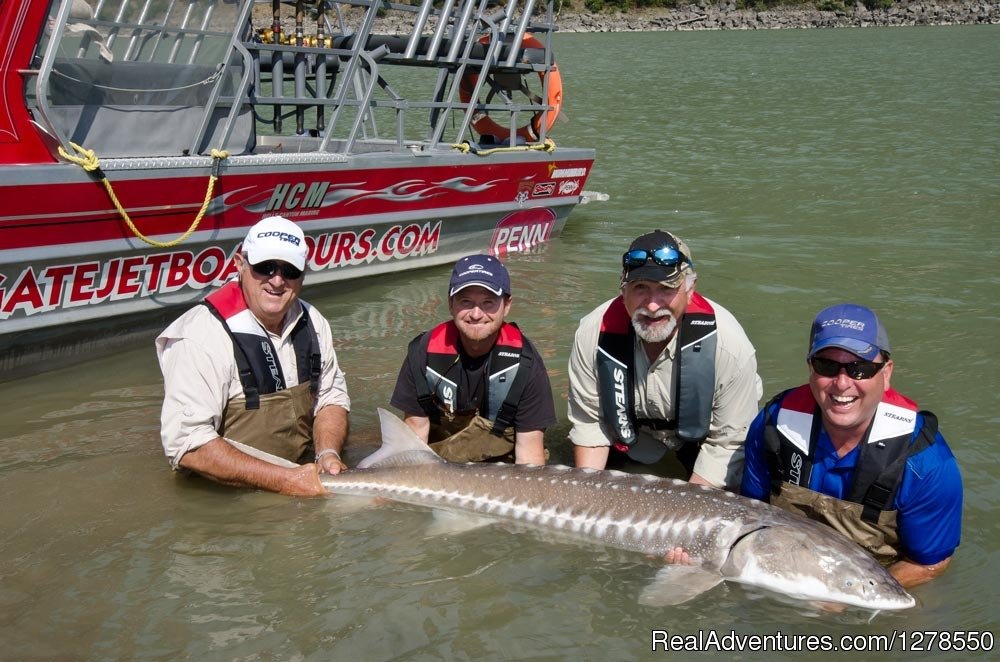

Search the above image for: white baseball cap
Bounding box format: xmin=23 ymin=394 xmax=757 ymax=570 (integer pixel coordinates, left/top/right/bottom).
xmin=242 ymin=216 xmax=307 ymax=270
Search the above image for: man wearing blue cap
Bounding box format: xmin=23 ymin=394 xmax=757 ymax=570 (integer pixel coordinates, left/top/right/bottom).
xmin=741 ymin=303 xmax=963 ymax=588
xmin=390 ymin=254 xmax=555 ymax=464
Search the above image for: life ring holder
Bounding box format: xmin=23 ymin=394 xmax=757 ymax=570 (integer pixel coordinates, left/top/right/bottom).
xmin=459 ymin=34 xmax=562 ymax=143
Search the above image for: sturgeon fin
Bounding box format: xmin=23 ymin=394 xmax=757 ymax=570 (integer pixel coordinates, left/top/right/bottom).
xmin=426 ymin=510 xmax=496 ymax=536
xmin=321 ymin=494 xmax=381 ymax=514
xmin=357 ymin=408 xmax=447 ymax=470
xmin=224 ymin=438 xmax=300 ymax=468
xmin=638 ymin=565 xmax=725 ymax=607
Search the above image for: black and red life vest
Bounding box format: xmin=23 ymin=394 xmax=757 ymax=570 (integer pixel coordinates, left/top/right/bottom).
xmin=595 ymin=293 xmax=717 ymax=452
xmin=202 ymin=281 xmax=320 ymax=409
xmin=408 ymin=320 xmax=532 ymax=437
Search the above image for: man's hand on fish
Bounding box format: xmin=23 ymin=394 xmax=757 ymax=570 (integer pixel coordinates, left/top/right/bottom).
xmin=317 ymin=453 xmax=347 ymax=475
xmin=663 ymin=546 xmax=693 ymax=565
xmin=280 ymin=464 xmax=328 ymax=497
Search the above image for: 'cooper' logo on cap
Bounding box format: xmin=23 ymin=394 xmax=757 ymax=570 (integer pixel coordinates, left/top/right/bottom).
xmin=821 ymin=318 xmax=865 ymax=331
xmin=257 ymin=230 xmax=301 ymax=246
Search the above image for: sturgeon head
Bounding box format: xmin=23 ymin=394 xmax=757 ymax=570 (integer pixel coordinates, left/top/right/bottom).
xmin=720 ymin=517 xmax=916 ymax=611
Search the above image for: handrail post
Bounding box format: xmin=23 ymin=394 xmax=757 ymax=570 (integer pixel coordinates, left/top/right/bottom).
xmin=504 ymin=0 xmax=536 ymax=68
xmin=404 ymin=0 xmax=435 ymax=59
xmin=318 ymin=0 xmax=384 ymax=153
xmin=188 ymin=0 xmax=258 ymax=155
xmin=271 ymin=0 xmax=283 ymax=133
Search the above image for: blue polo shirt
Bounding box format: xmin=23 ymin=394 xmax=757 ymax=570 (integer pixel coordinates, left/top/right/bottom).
xmin=742 ymin=403 xmax=963 ymax=566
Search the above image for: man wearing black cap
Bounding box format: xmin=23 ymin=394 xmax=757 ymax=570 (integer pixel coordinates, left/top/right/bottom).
xmin=390 ymin=254 xmax=555 ymax=464
xmin=741 ymin=303 xmax=962 ymax=588
xmin=567 ymin=230 xmax=761 ymax=489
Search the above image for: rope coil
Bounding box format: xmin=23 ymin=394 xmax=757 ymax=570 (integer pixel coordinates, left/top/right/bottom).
xmin=452 ymin=137 xmax=556 ymax=157
xmin=57 ymin=142 xmax=229 ymax=248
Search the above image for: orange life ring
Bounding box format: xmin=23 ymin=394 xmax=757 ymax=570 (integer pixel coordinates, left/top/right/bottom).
xmin=459 ymin=34 xmax=563 ymax=143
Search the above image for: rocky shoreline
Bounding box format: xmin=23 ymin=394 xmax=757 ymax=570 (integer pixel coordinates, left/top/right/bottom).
xmin=555 ymin=1 xmax=1000 ymax=32
xmin=254 ymin=1 xmax=999 ymax=35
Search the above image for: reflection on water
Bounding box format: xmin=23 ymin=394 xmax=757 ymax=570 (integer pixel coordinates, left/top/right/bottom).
xmin=1 ymin=25 xmax=998 ymax=659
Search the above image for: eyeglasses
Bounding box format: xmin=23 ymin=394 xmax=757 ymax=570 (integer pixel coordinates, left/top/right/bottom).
xmin=251 ymin=260 xmax=303 ymax=280
xmin=809 ymin=356 xmax=886 ymax=380
xmin=622 ymin=247 xmax=690 ymax=275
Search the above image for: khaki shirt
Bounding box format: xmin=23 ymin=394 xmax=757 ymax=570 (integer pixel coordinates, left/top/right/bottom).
xmin=567 ymin=295 xmax=761 ymax=488
xmin=155 ymin=297 xmax=350 ymax=468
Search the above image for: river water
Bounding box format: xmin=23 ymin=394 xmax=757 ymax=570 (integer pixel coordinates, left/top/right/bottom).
xmin=2 ymin=25 xmax=997 ymax=660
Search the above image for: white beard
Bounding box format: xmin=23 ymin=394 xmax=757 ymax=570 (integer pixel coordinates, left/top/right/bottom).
xmin=631 ymin=309 xmax=677 ymax=343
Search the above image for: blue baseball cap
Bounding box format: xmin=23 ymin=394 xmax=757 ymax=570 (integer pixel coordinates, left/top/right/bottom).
xmin=448 ymin=255 xmax=511 ymax=297
xmin=808 ymin=303 xmax=891 ymax=361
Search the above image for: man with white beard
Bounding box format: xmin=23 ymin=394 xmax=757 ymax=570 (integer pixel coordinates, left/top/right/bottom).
xmin=567 ymin=230 xmax=761 ymax=489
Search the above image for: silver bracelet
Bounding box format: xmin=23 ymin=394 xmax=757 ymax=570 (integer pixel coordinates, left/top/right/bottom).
xmin=315 ymin=448 xmax=342 ymax=463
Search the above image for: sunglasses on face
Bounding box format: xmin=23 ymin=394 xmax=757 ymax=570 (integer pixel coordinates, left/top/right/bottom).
xmin=622 ymin=246 xmax=690 ymax=273
xmin=809 ymin=356 xmax=886 ymax=380
xmin=251 ymin=260 xmax=303 ymax=280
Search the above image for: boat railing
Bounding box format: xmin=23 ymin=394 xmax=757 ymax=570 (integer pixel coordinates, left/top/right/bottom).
xmin=27 ymin=0 xmax=562 ymax=163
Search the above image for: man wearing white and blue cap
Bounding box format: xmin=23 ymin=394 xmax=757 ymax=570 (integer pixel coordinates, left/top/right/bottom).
xmin=156 ymin=216 xmax=351 ymax=496
xmin=742 ymin=303 xmax=963 ymax=588
xmin=390 ymin=254 xmax=555 ymax=464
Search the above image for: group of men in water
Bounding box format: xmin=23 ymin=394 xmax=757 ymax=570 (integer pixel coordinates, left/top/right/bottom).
xmin=156 ymin=216 xmax=961 ymax=591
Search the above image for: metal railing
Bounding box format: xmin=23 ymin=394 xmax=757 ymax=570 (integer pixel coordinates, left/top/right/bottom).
xmin=31 ymin=0 xmax=561 ymax=159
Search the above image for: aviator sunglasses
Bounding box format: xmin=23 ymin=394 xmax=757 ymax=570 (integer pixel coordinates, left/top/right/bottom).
xmin=809 ymin=356 xmax=887 ymax=380
xmin=251 ymin=260 xmax=303 ymax=280
xmin=622 ymin=246 xmax=691 ymax=275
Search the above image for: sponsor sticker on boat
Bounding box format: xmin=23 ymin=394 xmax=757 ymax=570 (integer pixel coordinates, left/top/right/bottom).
xmin=558 ymin=180 xmax=580 ymax=195
xmin=490 ymin=208 xmax=557 ymax=257
xmin=532 ymin=182 xmax=556 ymax=197
xmin=548 ymin=165 xmax=588 ymax=179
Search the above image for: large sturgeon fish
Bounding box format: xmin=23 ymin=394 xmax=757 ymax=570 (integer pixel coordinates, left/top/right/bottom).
xmin=318 ymin=409 xmax=915 ymax=611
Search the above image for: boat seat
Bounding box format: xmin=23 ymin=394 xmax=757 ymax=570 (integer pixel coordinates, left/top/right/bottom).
xmin=45 ymin=58 xmax=255 ymax=158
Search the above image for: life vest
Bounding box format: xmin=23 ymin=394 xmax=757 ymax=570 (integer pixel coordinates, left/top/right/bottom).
xmin=763 ymin=384 xmax=938 ymax=524
xmin=202 ymin=280 xmax=321 ymax=410
xmin=408 ymin=321 xmax=532 ymax=437
xmin=595 ymin=293 xmax=717 ymax=453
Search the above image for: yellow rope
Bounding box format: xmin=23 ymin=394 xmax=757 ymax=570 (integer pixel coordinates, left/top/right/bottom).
xmin=452 ymin=137 xmax=556 ymax=157
xmin=57 ymin=142 xmax=229 ymax=248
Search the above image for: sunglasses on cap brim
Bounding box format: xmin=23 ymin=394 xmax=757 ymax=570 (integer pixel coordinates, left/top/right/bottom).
xmin=622 ymin=247 xmax=691 ymax=274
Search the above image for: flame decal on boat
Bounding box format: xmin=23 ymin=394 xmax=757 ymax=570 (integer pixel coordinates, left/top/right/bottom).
xmin=324 ymin=177 xmax=505 ymax=205
xmin=233 ymin=177 xmax=507 ymax=214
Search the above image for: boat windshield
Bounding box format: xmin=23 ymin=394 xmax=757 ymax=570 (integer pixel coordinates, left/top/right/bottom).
xmin=30 ymin=0 xmax=251 ymax=158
